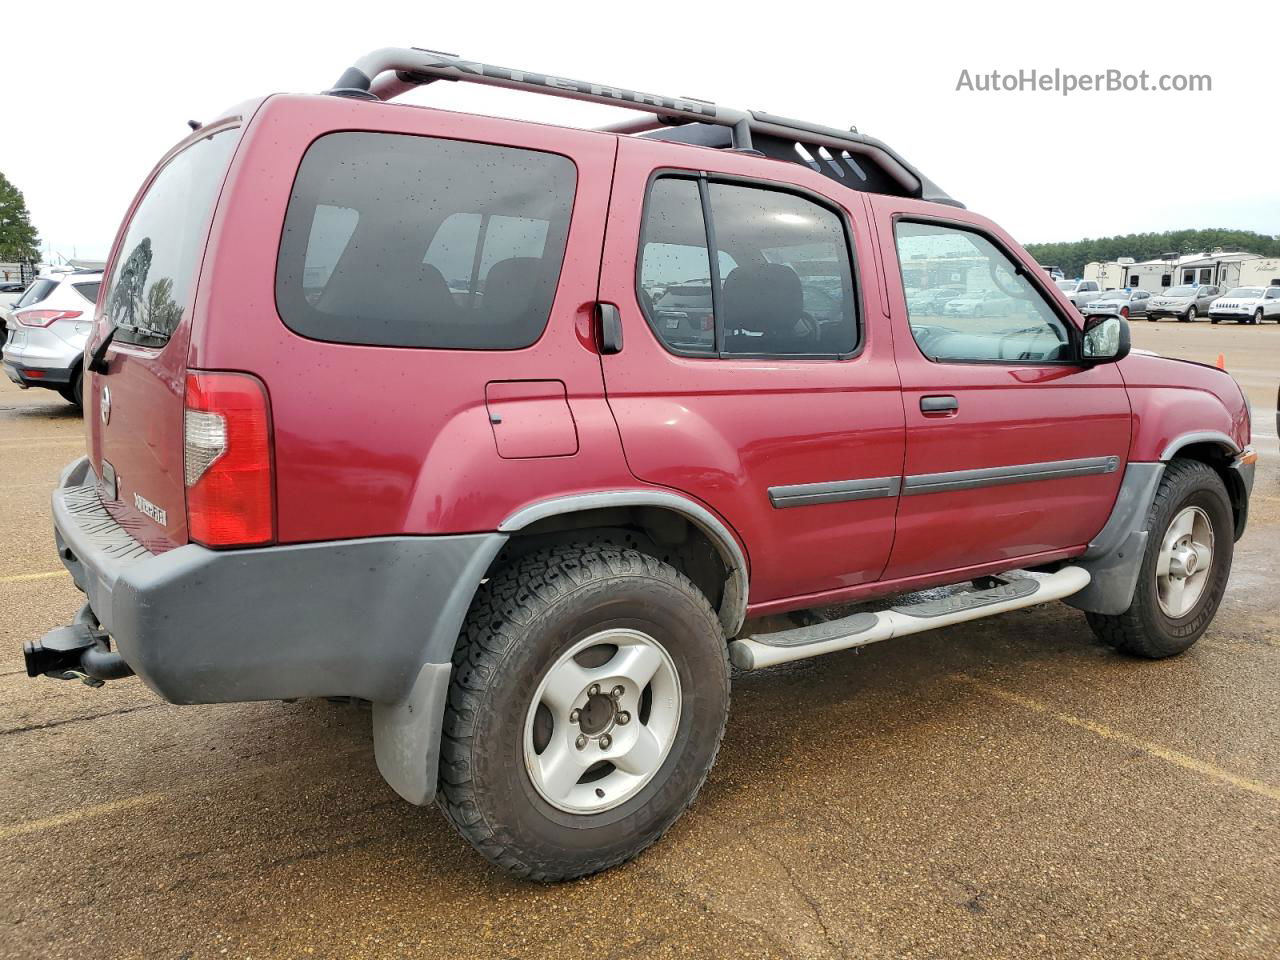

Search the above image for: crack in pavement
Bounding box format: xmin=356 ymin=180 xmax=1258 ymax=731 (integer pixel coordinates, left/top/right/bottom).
xmin=0 ymin=703 xmax=161 ymax=736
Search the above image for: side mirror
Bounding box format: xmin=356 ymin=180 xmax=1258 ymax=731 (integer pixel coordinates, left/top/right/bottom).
xmin=1081 ymin=314 xmax=1131 ymax=364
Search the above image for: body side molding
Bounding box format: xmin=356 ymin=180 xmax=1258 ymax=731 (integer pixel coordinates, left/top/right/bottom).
xmin=902 ymin=455 xmax=1120 ymax=496
xmin=500 ymin=490 xmax=749 ymax=637
xmin=768 ymin=476 xmax=901 ymax=509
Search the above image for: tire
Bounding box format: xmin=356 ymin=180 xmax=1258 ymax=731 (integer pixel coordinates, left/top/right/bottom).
xmin=438 ymin=542 xmax=730 ymax=881
xmin=1085 ymin=459 xmax=1233 ymax=658
xmin=1185 ymin=306 xmax=1197 ymax=322
xmin=1210 ymin=317 xmax=1220 ymax=325
xmin=57 ymin=369 xmax=83 ymax=407
xmin=1254 ymin=309 xmax=1264 ymax=325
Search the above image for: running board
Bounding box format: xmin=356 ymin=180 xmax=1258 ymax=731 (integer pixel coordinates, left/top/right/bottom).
xmin=728 ymin=566 xmax=1091 ymax=670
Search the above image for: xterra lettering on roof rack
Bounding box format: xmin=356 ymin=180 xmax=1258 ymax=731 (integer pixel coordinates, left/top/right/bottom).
xmin=326 ymin=47 xmax=962 ymax=208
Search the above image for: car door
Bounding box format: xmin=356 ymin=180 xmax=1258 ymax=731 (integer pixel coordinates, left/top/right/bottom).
xmin=596 ymin=138 xmax=905 ymax=606
xmin=1265 ymin=288 xmax=1280 ymax=320
xmin=869 ymin=196 xmax=1131 ymax=580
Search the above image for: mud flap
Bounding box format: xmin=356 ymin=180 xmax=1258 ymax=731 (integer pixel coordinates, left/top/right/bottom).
xmin=372 ymin=662 xmax=452 ymax=805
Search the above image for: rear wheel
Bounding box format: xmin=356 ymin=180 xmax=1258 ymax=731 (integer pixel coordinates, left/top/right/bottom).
xmin=1086 ymin=459 xmax=1232 ymax=658
xmin=438 ymin=542 xmax=730 ymax=881
xmin=57 ymin=369 xmax=83 ymax=408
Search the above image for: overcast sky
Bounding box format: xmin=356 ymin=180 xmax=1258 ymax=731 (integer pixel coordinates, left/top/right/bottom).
xmin=3 ymin=0 xmax=1276 ymax=262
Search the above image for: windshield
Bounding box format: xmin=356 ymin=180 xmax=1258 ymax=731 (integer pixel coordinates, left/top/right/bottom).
xmin=1054 ymin=280 xmax=1077 ymax=292
xmin=1099 ymin=290 xmax=1130 ymax=299
xmin=1163 ymin=286 xmax=1196 ymax=297
xmin=1224 ymin=288 xmax=1263 ymax=298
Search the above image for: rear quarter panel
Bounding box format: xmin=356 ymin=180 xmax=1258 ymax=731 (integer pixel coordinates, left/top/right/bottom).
xmin=192 ymin=96 xmax=634 ymax=541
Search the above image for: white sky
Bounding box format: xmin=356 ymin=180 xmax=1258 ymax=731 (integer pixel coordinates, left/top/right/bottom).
xmin=3 ymin=0 xmax=1276 ymax=261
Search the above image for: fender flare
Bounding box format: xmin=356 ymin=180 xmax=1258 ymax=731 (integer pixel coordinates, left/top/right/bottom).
xmin=1067 ymin=433 xmax=1246 ymax=616
xmin=500 ymin=490 xmax=750 ymax=638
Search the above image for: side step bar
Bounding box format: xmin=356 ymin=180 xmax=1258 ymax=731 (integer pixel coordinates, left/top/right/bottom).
xmin=729 ymin=566 xmax=1091 ymax=670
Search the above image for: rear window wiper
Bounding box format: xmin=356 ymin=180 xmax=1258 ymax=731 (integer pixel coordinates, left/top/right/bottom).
xmin=86 ymin=325 xmax=118 ymax=374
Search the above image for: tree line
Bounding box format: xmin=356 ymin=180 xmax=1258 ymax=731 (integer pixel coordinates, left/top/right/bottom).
xmin=1024 ymin=230 xmax=1280 ymax=279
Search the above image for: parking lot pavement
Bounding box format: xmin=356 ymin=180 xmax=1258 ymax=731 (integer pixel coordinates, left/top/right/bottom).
xmin=1 ymin=322 xmax=1276 ymax=960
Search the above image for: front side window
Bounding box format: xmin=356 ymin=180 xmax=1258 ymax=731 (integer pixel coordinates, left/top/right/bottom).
xmin=894 ymin=221 xmax=1073 ymax=363
xmin=103 ymin=127 xmax=240 ymax=347
xmin=277 ymin=132 xmax=576 ymax=350
xmin=637 ymin=176 xmax=858 ymax=358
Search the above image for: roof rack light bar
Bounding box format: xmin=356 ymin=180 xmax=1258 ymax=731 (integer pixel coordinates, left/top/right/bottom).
xmin=326 ymin=47 xmax=958 ymax=206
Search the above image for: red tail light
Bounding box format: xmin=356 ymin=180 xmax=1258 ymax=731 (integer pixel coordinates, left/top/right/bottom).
xmin=17 ymin=309 xmax=82 ymax=327
xmin=184 ymin=371 xmax=274 ymax=547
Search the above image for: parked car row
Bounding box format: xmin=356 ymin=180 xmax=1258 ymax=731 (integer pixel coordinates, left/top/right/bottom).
xmin=1048 ymin=278 xmax=1280 ymax=325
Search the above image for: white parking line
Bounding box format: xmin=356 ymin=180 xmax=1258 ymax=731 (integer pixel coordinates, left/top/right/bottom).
xmin=0 ymin=570 xmax=69 ymax=585
xmin=955 ymin=675 xmax=1280 ymax=802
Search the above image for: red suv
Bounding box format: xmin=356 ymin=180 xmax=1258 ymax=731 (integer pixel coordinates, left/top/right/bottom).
xmin=25 ymin=48 xmax=1256 ymax=881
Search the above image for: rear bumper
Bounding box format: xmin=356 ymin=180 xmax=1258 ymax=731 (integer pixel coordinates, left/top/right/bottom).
xmin=3 ymin=359 xmax=74 ymax=388
xmin=45 ymin=457 xmax=506 ymax=705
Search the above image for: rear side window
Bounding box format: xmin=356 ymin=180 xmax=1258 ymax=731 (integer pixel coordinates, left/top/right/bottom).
xmin=276 ymin=132 xmax=576 ymax=350
xmin=14 ymin=278 xmax=57 ymax=309
xmin=638 ymin=175 xmax=858 ymax=358
xmin=73 ymin=281 xmax=101 ymax=304
xmin=103 ymin=127 xmax=239 ymax=347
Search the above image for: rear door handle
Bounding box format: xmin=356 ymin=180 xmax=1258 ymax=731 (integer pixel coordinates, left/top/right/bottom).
xmin=920 ymin=395 xmax=959 ymax=413
xmin=595 ymin=302 xmax=623 ymax=355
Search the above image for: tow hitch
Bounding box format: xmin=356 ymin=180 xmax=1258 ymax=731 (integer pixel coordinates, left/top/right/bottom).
xmin=23 ymin=605 xmax=134 ymax=687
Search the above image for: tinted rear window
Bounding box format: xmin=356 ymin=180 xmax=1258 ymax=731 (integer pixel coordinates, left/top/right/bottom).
xmin=276 ymin=132 xmax=576 ymax=350
xmin=73 ymin=281 xmax=102 ymax=304
xmin=102 ymin=127 xmax=239 ymax=347
xmin=14 ymin=279 xmax=57 ymax=308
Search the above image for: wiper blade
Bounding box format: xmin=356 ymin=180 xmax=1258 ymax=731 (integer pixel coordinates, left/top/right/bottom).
xmin=87 ymin=325 xmax=118 ymax=374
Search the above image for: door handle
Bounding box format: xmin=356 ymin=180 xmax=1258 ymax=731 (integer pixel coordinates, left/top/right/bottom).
xmin=920 ymin=395 xmax=959 ymax=413
xmin=595 ymin=302 xmax=623 ymax=355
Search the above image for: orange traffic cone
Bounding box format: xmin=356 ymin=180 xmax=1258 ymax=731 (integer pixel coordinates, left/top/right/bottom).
xmin=1215 ymin=353 xmax=1225 ymax=369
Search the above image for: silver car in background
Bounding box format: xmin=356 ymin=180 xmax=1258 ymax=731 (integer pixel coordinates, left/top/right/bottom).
xmin=1053 ymin=278 xmax=1103 ymax=310
xmin=1082 ymin=288 xmax=1152 ymax=319
xmin=1146 ymin=284 xmax=1220 ymax=322
xmin=1 ymin=270 xmax=102 ymax=406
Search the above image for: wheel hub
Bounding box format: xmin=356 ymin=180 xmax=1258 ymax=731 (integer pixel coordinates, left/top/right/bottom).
xmin=523 ymin=628 xmax=681 ymax=814
xmin=1155 ymin=505 xmax=1214 ymax=619
xmin=577 ymin=690 xmax=617 ymax=736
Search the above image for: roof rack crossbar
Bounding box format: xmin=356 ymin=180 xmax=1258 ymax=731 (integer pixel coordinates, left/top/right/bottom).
xmin=326 ymin=47 xmax=959 ymax=206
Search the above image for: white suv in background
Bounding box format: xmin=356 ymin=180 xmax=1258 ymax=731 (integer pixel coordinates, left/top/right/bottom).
xmin=1 ymin=270 xmax=102 ymax=406
xmin=1208 ymin=286 xmax=1280 ymax=325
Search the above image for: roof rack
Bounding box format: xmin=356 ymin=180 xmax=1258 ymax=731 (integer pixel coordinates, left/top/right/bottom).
xmin=326 ymin=48 xmax=961 ymax=208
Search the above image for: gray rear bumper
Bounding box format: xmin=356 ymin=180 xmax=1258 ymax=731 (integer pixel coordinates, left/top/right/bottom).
xmin=52 ymin=457 xmax=505 ymax=704
xmin=47 ymin=457 xmax=507 ymax=803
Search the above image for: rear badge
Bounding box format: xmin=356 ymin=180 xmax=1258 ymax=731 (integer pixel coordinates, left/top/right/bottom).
xmin=100 ymin=384 xmax=111 ymax=425
xmin=133 ymin=493 xmax=167 ymax=527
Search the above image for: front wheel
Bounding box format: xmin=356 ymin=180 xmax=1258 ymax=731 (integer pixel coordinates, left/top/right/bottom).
xmin=1086 ymin=459 xmax=1233 ymax=658
xmin=1185 ymin=306 xmax=1197 ymax=322
xmin=1254 ymin=309 xmax=1264 ymax=325
xmin=438 ymin=543 xmax=730 ymax=881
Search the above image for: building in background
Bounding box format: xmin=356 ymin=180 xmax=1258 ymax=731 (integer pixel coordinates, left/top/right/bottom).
xmin=1084 ymin=250 xmax=1274 ymax=291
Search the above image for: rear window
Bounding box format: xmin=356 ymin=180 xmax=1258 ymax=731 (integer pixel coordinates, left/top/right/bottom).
xmin=14 ymin=279 xmax=57 ymax=309
xmin=102 ymin=127 xmax=239 ymax=347
xmin=276 ymin=132 xmax=576 ymax=350
xmin=73 ymin=281 xmax=101 ymax=304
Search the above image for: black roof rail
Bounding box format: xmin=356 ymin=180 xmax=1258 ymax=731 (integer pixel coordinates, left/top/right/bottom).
xmin=326 ymin=48 xmax=962 ymax=208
